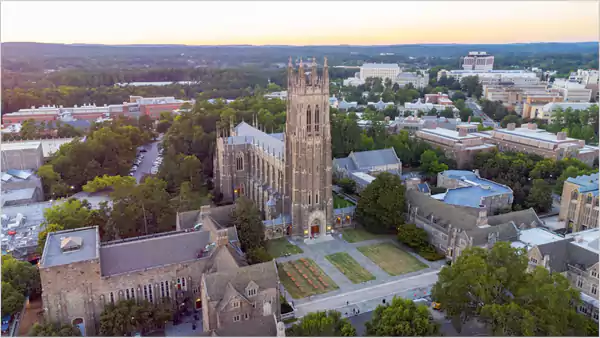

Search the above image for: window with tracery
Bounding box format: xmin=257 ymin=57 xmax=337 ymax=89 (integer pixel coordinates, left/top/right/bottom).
xmin=315 ymin=105 xmax=320 ymax=132
xmin=306 ymin=106 xmax=312 ymax=132
xmin=236 ymin=155 xmax=244 ymax=171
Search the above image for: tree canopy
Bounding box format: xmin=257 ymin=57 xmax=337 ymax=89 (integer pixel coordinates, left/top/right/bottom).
xmin=1 ymin=255 xmax=40 ymax=316
xmin=99 ymin=299 xmax=172 ymax=336
xmin=431 ymin=242 xmax=591 ymax=336
xmin=29 ymin=322 xmax=81 ymax=336
xmin=365 ymin=297 xmax=440 ymax=336
xmin=287 ymin=310 xmax=356 ymax=336
xmin=355 ymin=172 xmax=406 ymax=234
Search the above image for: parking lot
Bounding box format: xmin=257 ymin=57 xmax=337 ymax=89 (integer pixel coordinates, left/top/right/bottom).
xmin=131 ymin=135 xmax=163 ymax=183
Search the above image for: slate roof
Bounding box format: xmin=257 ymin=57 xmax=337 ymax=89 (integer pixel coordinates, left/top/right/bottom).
xmin=466 ymin=222 xmax=520 ymax=246
xmin=536 ymin=239 xmax=571 ymax=273
xmin=99 ymin=230 xmax=211 ymax=276
xmin=213 ymin=315 xmax=278 ymax=336
xmin=203 ymin=261 xmax=278 ymax=301
xmin=487 ymin=208 xmax=541 ymax=229
xmin=349 ymin=148 xmax=401 ymax=169
xmin=333 ymin=157 xmax=357 ymax=171
xmin=406 ymin=189 xmax=480 ymax=229
xmin=233 ymin=122 xmax=284 ymax=158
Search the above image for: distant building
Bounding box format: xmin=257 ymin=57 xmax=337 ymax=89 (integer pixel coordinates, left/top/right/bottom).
xmin=366 ymin=99 xmax=395 ymax=111
xmin=333 ymin=148 xmax=402 ymax=192
xmin=424 ymin=92 xmax=454 ymax=106
xmin=542 ymin=102 xmax=597 ymax=121
xmin=558 ymin=173 xmax=599 ymax=233
xmin=359 ymin=63 xmax=400 ymax=81
xmin=414 ymin=124 xmax=496 ymax=168
xmin=488 ymin=123 xmax=598 ymax=166
xmin=264 ymin=91 xmax=288 ymax=100
xmin=389 ymin=116 xmax=479 ymax=134
xmin=550 ymin=79 xmax=593 ymax=103
xmin=1 ymin=141 xmax=44 ymax=171
xmin=462 ymin=51 xmax=494 ymax=71
xmin=337 ymin=99 xmax=358 ymax=110
xmin=400 ymin=98 xmax=457 ymax=115
xmin=437 ymin=69 xmax=538 ymax=84
xmin=521 ymin=93 xmax=564 ymax=119
xmin=435 ymin=170 xmax=514 ymax=213
xmin=568 ymin=69 xmax=599 ymax=86
xmin=1 ymin=170 xmax=44 ymax=207
xmin=394 ymin=72 xmax=427 ymax=89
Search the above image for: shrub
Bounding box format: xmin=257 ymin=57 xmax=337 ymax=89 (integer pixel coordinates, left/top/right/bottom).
xmin=417 ymin=245 xmax=445 ymax=261
xmin=397 ymin=223 xmax=428 ymax=249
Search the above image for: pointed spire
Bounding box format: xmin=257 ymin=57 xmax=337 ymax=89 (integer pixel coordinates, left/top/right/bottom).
xmin=311 ymin=57 xmax=318 ymax=86
xmin=288 ymin=56 xmax=294 ymax=90
xmin=298 ymin=58 xmax=305 ymax=86
xmin=322 ymin=56 xmax=329 ymax=90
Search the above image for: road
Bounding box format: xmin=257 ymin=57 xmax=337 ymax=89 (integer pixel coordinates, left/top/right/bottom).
xmin=466 ymin=98 xmax=496 ymax=128
xmin=134 ymin=135 xmax=163 ymax=183
xmin=294 ymin=270 xmax=440 ymax=318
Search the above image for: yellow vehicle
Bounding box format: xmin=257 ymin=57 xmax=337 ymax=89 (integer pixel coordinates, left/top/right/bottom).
xmin=432 ymin=302 xmax=442 ymax=310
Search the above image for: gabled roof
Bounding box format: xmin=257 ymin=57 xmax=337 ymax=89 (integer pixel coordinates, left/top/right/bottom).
xmin=213 ymin=315 xmax=278 ymax=336
xmin=406 ymin=189 xmax=480 ymax=230
xmin=204 ymin=261 xmax=278 ymax=301
xmin=487 ymin=208 xmax=541 ymax=229
xmin=217 ymin=283 xmax=250 ymax=311
xmin=467 ymin=222 xmax=519 ymax=246
xmin=536 ymin=239 xmax=571 ymax=273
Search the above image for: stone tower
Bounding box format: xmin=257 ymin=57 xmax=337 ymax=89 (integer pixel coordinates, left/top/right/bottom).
xmin=284 ymin=57 xmax=333 ymax=238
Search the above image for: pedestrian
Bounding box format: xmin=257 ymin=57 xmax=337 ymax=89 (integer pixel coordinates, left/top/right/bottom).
xmin=346 ymin=301 xmax=349 ymax=306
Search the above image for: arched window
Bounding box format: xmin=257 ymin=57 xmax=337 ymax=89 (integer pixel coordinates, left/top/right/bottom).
xmin=572 ymin=190 xmax=579 ymax=200
xmin=236 ymin=155 xmax=244 ymax=171
xmin=308 ymin=194 xmax=311 ymax=205
xmin=315 ymin=105 xmax=320 ymax=132
xmin=306 ymin=106 xmax=312 ymax=133
xmin=315 ymin=192 xmax=319 ymax=204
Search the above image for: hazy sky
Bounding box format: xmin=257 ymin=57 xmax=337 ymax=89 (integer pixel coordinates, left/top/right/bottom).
xmin=2 ymin=1 xmax=598 ymax=45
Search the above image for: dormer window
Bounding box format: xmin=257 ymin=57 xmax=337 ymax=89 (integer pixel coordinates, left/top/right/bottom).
xmin=247 ymin=288 xmax=257 ymax=297
xmin=232 ymin=299 xmax=240 ymax=308
xmin=60 ymin=236 xmax=83 ymax=253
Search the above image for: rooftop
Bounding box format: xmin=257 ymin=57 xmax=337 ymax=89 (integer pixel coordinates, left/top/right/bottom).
xmin=440 ymin=170 xmax=513 ymax=208
xmin=566 ymin=173 xmax=599 ymax=194
xmin=1 ymin=141 xmax=42 ymax=152
xmin=361 ymin=63 xmax=400 ymax=69
xmin=351 ymin=171 xmax=376 ymax=185
xmin=565 ymin=228 xmax=600 ymax=253
xmin=99 ymin=230 xmax=212 ymax=277
xmin=1 ymin=138 xmax=75 ymax=158
xmin=511 ymin=228 xmax=565 ymax=251
xmin=420 ymin=127 xmax=478 ymax=140
xmin=228 ymin=122 xmax=284 ymax=158
xmin=493 ymin=127 xmax=581 ymax=144
xmin=39 ymin=227 xmax=99 ymax=268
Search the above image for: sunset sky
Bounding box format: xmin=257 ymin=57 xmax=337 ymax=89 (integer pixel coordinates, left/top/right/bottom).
xmin=1 ymin=1 xmax=598 ymax=45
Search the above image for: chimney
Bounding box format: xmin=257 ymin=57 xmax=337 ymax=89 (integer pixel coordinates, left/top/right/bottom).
xmin=216 ymin=229 xmax=229 ymax=247
xmin=556 ymin=132 xmax=567 ymax=140
xmin=476 ymin=204 xmax=488 ymax=226
xmin=507 ymin=123 xmax=516 ymax=130
xmin=527 ymin=123 xmax=537 ymax=130
xmin=458 ymin=127 xmax=467 ymax=137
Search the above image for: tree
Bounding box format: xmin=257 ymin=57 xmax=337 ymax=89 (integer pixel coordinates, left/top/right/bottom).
xmin=397 ymin=223 xmax=428 ymax=249
xmin=1 ymin=255 xmax=41 ymax=298
xmin=232 ymin=197 xmax=265 ymax=253
xmin=174 ymin=182 xmax=208 ymax=212
xmin=19 ymin=119 xmax=40 ymax=140
xmin=525 ymin=179 xmax=553 ymax=213
xmin=500 ymin=114 xmax=522 ymax=128
xmin=82 ymin=174 xmax=136 ymax=193
xmin=460 ymin=76 xmax=482 ymax=98
xmin=355 ymin=172 xmax=406 ymax=234
xmin=99 ymin=300 xmax=172 ymax=336
xmin=246 ymin=247 xmax=273 ymax=265
xmin=1 ymin=281 xmax=25 ymax=317
xmin=29 ymin=322 xmax=82 ymax=336
xmin=420 ymin=150 xmax=448 ymax=177
xmin=440 ymin=107 xmax=455 ymax=118
xmin=337 ymin=178 xmax=357 ymax=195
xmin=451 ymin=91 xmax=467 ymax=101
xmin=365 ymin=297 xmax=440 ymax=336
xmin=431 ymin=242 xmax=589 ymax=335
xmin=287 ymin=311 xmax=356 ymax=337
xmin=43 ymin=198 xmax=93 ymax=230
xmin=37 ymin=164 xmax=70 ymax=199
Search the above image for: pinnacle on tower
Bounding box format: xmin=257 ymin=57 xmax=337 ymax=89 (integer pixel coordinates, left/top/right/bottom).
xmin=311 ymin=57 xmax=318 ymax=85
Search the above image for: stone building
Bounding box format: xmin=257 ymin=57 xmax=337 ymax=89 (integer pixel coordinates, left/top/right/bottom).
xmin=38 ymin=205 xmax=282 ymax=336
xmin=558 ymin=173 xmax=599 ymax=232
xmin=406 ymin=189 xmax=542 ymax=262
xmin=333 ymin=148 xmax=402 ymax=192
xmin=214 ymin=58 xmax=338 ymax=239
xmin=524 ymin=228 xmax=599 ymax=322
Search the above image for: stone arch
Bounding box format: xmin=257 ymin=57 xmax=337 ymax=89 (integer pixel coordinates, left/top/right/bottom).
xmin=274 ymin=227 xmax=283 ymax=238
xmin=307 ymin=210 xmax=327 ymax=238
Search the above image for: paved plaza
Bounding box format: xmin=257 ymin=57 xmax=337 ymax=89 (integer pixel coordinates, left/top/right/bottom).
xmin=275 ymin=231 xmax=446 ymax=317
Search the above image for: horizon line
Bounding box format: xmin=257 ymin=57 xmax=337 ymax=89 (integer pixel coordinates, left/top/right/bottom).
xmin=2 ymin=40 xmax=598 ymax=47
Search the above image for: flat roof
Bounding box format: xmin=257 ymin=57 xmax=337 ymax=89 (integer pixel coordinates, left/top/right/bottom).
xmin=421 ymin=127 xmax=478 ymax=140
xmin=441 ymin=170 xmax=512 ymax=208
xmin=39 ymin=227 xmax=99 ymax=268
xmin=1 ymin=141 xmax=42 ymax=151
xmin=351 ymin=171 xmax=376 ymax=184
xmin=566 ymin=228 xmax=600 ymax=253
xmin=518 ymin=228 xmax=564 ymax=247
xmin=493 ymin=127 xmax=580 ymax=144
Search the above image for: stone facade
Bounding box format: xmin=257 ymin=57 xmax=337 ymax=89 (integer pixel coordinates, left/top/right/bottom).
xmin=39 ymin=206 xmax=282 ymax=336
xmin=558 ymin=173 xmax=599 ymax=232
xmin=214 ymin=58 xmax=336 ymax=239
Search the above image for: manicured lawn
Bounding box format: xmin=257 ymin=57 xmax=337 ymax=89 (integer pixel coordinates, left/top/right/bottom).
xmin=333 ymin=193 xmax=354 ymax=208
xmin=341 ymin=227 xmax=389 ymax=243
xmin=266 ymin=238 xmax=303 ymax=258
xmin=357 ymin=243 xmax=428 ymax=276
xmin=325 ymin=252 xmax=375 ymax=284
xmin=278 ymin=258 xmax=339 ymax=299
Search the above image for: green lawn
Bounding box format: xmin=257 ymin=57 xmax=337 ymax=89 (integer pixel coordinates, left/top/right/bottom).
xmin=333 ymin=193 xmax=354 ymax=209
xmin=266 ymin=238 xmax=303 ymax=258
xmin=278 ymin=259 xmax=339 ymax=299
xmin=341 ymin=227 xmax=389 ymax=243
xmin=357 ymin=243 xmax=428 ymax=276
xmin=325 ymin=252 xmax=375 ymax=284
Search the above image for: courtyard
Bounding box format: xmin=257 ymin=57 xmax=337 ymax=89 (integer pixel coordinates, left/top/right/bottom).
xmin=266 ymin=238 xmax=303 ymax=258
xmin=325 ymin=252 xmax=375 ymax=284
xmin=333 ymin=193 xmax=354 ymax=209
xmin=357 ymin=242 xmax=428 ymax=276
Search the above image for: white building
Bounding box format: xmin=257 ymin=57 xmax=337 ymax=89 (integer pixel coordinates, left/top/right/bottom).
xmin=400 ymin=99 xmax=458 ymax=115
xmin=395 ymin=72 xmax=428 ymax=89
xmin=462 ymin=51 xmax=494 ymax=71
xmin=551 ymin=79 xmax=593 ymax=102
xmin=342 ymin=77 xmax=365 ymax=87
xmin=264 ymin=91 xmax=288 ymax=100
xmin=542 ymin=102 xmax=597 ymax=121
xmin=569 ymin=69 xmax=600 ymax=86
xmin=359 ymin=63 xmax=401 ymax=81
xmin=437 ymin=69 xmax=538 ymax=84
